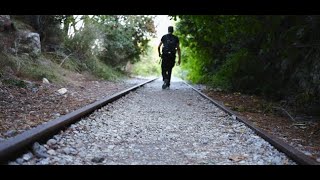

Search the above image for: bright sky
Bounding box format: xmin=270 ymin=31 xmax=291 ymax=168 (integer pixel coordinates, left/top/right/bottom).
xmin=153 ymin=15 xmax=175 ymax=45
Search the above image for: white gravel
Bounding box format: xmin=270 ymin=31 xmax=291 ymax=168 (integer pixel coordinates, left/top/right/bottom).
xmin=8 ymin=78 xmax=296 ymax=165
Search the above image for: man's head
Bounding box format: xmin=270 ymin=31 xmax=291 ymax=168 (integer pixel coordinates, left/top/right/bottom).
xmin=168 ymin=26 xmax=174 ymax=34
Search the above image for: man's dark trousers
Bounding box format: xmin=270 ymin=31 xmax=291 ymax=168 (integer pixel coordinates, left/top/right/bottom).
xmin=161 ymin=54 xmax=175 ymax=87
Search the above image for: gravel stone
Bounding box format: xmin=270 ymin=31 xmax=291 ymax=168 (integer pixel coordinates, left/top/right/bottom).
xmin=16 ymin=158 xmax=24 ymax=164
xmin=92 ymin=157 xmax=105 ymax=163
xmin=47 ymin=139 xmax=57 ymax=146
xmin=22 ymin=152 xmax=33 ymax=161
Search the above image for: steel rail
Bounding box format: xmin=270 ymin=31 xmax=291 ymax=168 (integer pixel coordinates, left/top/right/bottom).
xmin=0 ymin=78 xmax=157 ymax=164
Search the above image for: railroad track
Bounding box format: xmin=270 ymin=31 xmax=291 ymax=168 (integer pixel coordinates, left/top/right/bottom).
xmin=186 ymin=83 xmax=319 ymax=165
xmin=0 ymin=78 xmax=156 ymax=164
xmin=0 ymin=78 xmax=318 ymax=165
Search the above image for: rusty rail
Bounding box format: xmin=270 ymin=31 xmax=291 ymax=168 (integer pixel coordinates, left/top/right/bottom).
xmin=0 ymin=78 xmax=157 ymax=164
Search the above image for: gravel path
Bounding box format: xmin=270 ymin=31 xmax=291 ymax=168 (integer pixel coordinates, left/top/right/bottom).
xmin=8 ymin=78 xmax=296 ymax=165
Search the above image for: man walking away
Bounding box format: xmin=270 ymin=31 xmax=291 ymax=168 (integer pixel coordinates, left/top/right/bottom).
xmin=158 ymin=26 xmax=181 ymax=89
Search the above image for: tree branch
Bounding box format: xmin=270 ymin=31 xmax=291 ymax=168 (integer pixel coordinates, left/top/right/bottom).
xmin=59 ymin=53 xmax=72 ymax=67
xmin=273 ymin=106 xmax=296 ymax=122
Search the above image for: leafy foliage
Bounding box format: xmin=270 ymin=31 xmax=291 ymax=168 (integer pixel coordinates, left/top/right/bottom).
xmin=94 ymin=15 xmax=156 ymax=68
xmin=131 ymin=45 xmax=161 ymax=76
xmin=174 ymin=15 xmax=320 ymax=112
xmin=1 ymin=15 xmax=156 ymax=83
xmin=63 ymin=15 xmax=155 ymax=70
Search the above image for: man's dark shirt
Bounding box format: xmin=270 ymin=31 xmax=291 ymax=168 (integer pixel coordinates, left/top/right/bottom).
xmin=161 ymin=34 xmax=179 ymax=56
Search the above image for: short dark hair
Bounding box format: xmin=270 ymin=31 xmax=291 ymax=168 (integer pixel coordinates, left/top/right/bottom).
xmin=168 ymin=26 xmax=174 ymax=33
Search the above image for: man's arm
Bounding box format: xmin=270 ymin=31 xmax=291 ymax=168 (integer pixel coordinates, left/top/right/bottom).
xmin=158 ymin=41 xmax=163 ymax=57
xmin=177 ymin=42 xmax=181 ymax=65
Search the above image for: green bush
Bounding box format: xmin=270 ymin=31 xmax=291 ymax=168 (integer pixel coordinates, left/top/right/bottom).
xmin=179 ymin=46 xmax=206 ymax=83
xmin=19 ymin=58 xmax=59 ymax=82
xmin=2 ymin=78 xmax=27 ymax=88
xmin=88 ymin=56 xmax=123 ymax=81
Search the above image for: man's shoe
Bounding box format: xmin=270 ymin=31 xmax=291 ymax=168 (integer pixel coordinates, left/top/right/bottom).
xmin=162 ymin=83 xmax=167 ymax=89
xmin=162 ymin=79 xmax=169 ymax=89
